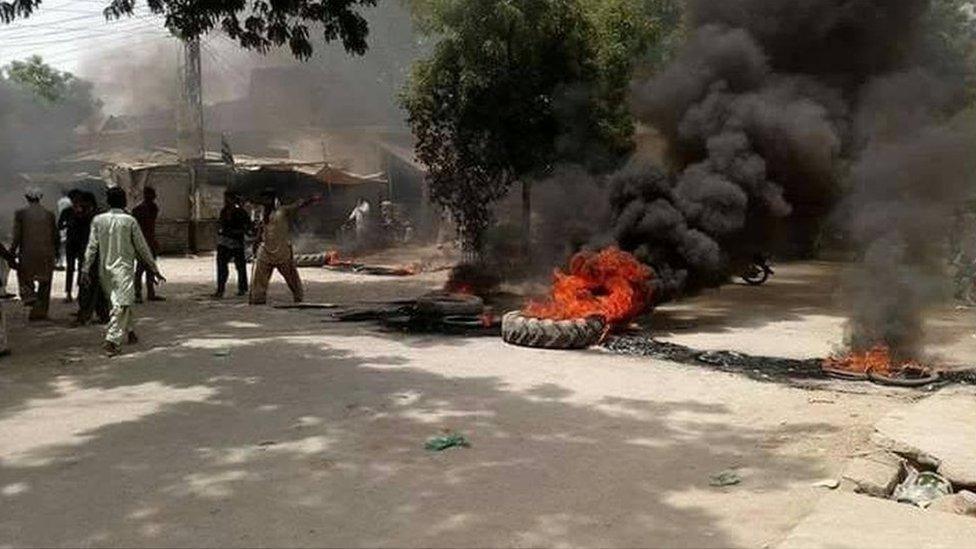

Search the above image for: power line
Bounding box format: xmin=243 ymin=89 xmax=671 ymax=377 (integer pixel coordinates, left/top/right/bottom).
xmin=201 ymin=38 xmax=251 ymax=89
xmin=0 ymin=15 xmax=162 ymax=39
xmin=0 ymin=21 xmax=166 ymax=48
xmin=0 ymin=5 xmax=158 ymax=29
xmin=22 ymin=33 xmax=177 ymax=66
xmin=0 ymin=10 xmax=161 ymax=39
xmin=0 ymin=11 xmax=115 ymax=31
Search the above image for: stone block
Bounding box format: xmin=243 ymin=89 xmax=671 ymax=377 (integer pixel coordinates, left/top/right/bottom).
xmin=841 ymin=452 xmax=904 ymax=498
xmin=873 ymin=390 xmax=976 ymax=487
xmin=929 ymin=490 xmax=976 ymax=518
xmin=777 ymin=492 xmax=976 ymax=549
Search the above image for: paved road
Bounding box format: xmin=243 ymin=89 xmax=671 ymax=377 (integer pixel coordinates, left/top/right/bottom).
xmin=0 ymin=258 xmax=952 ymax=547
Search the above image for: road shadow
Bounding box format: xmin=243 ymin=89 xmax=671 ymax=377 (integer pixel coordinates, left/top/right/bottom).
xmin=648 ymin=261 xmax=846 ymax=337
xmin=1 ymin=306 xmax=838 ymax=547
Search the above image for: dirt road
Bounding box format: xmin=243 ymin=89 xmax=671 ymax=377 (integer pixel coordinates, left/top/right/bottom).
xmin=0 ymin=257 xmax=962 ymax=547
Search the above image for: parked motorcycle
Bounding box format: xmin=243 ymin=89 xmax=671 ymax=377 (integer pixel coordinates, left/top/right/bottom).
xmin=741 ymin=254 xmax=774 ymax=286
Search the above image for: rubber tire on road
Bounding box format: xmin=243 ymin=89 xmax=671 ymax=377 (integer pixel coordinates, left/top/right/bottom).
xmin=741 ymin=265 xmax=770 ymax=286
xmin=867 ymin=368 xmax=941 ymax=387
xmin=295 ymin=253 xmax=327 ymax=268
xmin=501 ymin=311 xmax=606 ymax=349
xmin=414 ymin=292 xmax=485 ymax=317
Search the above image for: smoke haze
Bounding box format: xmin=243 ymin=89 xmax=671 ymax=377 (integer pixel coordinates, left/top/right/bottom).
xmin=599 ymin=0 xmax=976 ymax=356
xmin=841 ymin=72 xmax=976 ymax=359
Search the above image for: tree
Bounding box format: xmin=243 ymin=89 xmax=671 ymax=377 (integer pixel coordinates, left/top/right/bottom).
xmin=0 ymin=0 xmax=377 ymax=59
xmin=917 ymin=0 xmax=976 ymax=103
xmin=402 ymin=0 xmax=681 ymax=256
xmin=0 ymin=56 xmax=102 ymax=175
xmin=5 ymin=55 xmax=83 ymax=103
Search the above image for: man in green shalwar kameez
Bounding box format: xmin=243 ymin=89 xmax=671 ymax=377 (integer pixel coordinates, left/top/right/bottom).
xmin=82 ymin=187 xmax=166 ymax=356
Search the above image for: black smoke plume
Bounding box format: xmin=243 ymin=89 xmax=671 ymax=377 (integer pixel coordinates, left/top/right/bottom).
xmin=839 ymin=72 xmax=976 ymax=359
xmin=605 ymin=0 xmax=974 ymax=353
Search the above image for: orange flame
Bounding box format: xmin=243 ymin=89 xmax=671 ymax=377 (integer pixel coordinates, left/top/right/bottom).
xmin=524 ymin=247 xmax=654 ymax=325
xmin=324 ymin=250 xmax=354 ymax=267
xmin=446 ymin=281 xmax=473 ymax=295
xmin=822 ymin=345 xmax=926 ymax=377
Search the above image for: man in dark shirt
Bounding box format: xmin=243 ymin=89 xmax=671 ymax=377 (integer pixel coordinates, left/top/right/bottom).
xmin=131 ymin=186 xmax=164 ymax=303
xmin=73 ymin=192 xmax=110 ymax=326
xmin=13 ymin=187 xmax=59 ymax=321
xmin=58 ymin=190 xmax=84 ymax=302
xmin=214 ymin=191 xmax=253 ymax=298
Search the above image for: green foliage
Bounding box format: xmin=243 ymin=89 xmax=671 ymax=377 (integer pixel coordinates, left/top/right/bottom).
xmin=402 ymin=0 xmax=681 ymax=250
xmin=0 ymin=56 xmax=102 ymax=174
xmin=5 ymin=55 xmax=78 ymax=103
xmin=581 ymin=0 xmax=682 ymax=162
xmin=918 ymin=0 xmax=976 ymax=103
xmin=0 ymin=0 xmax=376 ymax=59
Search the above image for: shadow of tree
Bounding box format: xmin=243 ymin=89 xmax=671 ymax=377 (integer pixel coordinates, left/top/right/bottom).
xmin=1 ymin=311 xmax=839 ymax=547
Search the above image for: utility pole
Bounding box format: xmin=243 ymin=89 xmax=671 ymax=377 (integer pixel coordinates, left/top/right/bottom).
xmin=177 ymin=37 xmax=205 ymax=162
xmin=176 ymin=36 xmax=205 ymax=251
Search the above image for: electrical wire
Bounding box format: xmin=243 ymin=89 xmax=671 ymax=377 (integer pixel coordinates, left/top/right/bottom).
xmin=0 ymin=22 xmax=166 ymax=48
xmin=18 ymin=32 xmax=176 ymax=66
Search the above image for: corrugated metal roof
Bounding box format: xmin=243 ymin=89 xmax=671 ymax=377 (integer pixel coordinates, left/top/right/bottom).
xmin=60 ymin=148 xmax=387 ymax=186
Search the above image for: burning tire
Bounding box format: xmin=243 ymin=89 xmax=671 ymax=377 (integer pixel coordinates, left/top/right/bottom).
xmin=295 ymin=253 xmax=327 ymax=268
xmin=501 ymin=311 xmax=606 ymax=349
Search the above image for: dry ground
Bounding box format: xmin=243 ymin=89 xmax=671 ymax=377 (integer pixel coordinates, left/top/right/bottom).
xmin=0 ymin=254 xmax=973 ymax=547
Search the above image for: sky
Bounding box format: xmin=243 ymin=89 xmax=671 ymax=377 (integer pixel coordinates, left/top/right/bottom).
xmin=0 ymin=0 xmax=289 ymax=114
xmin=0 ymin=0 xmax=176 ymax=74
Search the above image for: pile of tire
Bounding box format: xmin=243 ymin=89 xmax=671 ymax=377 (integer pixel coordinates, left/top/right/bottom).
xmin=501 ymin=311 xmax=606 ymax=349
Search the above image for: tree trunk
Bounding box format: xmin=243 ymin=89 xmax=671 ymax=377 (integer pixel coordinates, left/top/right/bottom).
xmin=521 ymin=179 xmax=532 ymax=255
xmin=460 ymin=223 xmax=484 ymax=265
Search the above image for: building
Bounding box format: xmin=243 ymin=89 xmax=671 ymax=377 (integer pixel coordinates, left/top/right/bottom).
xmin=56 ymin=147 xmax=387 ymax=254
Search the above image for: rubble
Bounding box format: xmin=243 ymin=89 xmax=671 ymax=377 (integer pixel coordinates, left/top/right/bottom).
xmin=841 ymin=452 xmax=905 ymax=498
xmin=777 ymin=492 xmax=976 ymax=549
xmin=892 ymin=467 xmax=953 ymax=507
xmin=424 ymin=432 xmax=471 ymax=451
xmin=929 ymin=490 xmax=976 ymax=517
xmin=873 ymin=391 xmax=976 ymax=487
xmin=709 ymin=469 xmax=742 ymax=487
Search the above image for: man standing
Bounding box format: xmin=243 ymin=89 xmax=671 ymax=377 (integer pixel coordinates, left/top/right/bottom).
xmin=56 ymin=189 xmax=72 ymax=269
xmin=213 ymin=191 xmax=253 ymax=299
xmin=12 ymin=187 xmax=59 ymax=321
xmin=82 ymin=187 xmax=165 ymax=356
xmin=249 ymin=190 xmax=319 ymax=305
xmin=347 ymin=197 xmax=371 ymax=249
xmin=58 ymin=189 xmax=84 ymax=302
xmin=73 ymin=192 xmax=110 ymax=326
xmin=0 ymin=243 xmax=18 ymax=357
xmin=132 ymin=186 xmax=163 ymax=303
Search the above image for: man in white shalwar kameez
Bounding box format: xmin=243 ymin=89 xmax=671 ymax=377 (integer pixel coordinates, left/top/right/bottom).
xmin=82 ymin=187 xmax=165 ymax=356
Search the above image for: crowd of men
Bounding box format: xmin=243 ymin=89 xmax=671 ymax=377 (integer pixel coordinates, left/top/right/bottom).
xmin=0 ymin=185 xmax=324 ymax=358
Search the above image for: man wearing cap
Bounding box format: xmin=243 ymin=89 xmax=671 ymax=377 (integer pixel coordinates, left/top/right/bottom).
xmin=12 ymin=188 xmax=59 ymax=321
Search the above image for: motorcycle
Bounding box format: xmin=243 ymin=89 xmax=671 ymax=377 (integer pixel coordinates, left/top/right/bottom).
xmin=741 ymin=254 xmax=774 ymax=286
